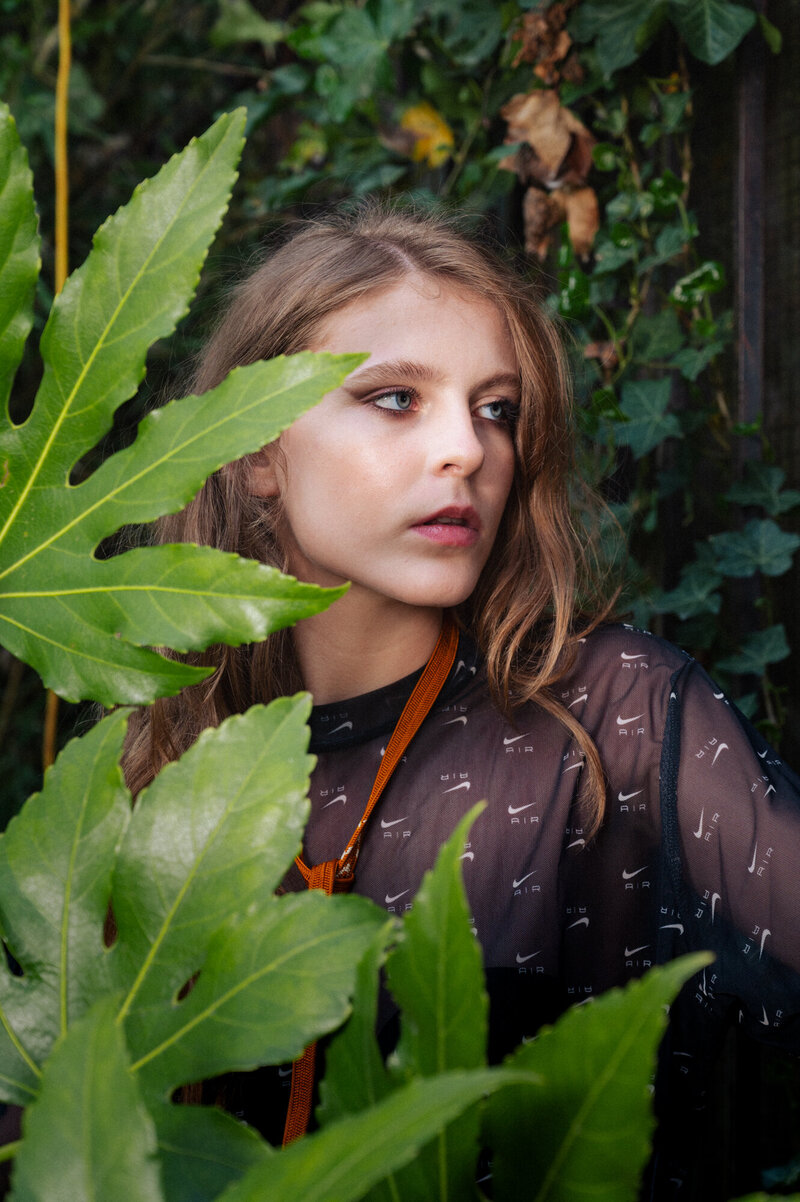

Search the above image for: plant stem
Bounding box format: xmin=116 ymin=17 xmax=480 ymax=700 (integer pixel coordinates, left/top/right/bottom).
xmin=0 ymin=1141 xmax=20 ymax=1164
xmin=44 ymin=0 xmax=72 ymax=773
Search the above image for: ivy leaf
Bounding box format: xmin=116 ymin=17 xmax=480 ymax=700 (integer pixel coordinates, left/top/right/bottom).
xmin=154 ymin=1104 xmax=273 ymax=1202
xmin=385 ymin=804 xmax=489 ymax=1198
xmin=210 ymin=0 xmax=285 ymax=48
xmin=651 ymin=561 xmax=723 ymax=619
xmin=485 ymin=955 xmax=710 ymax=1202
xmin=724 ymin=462 xmax=800 ymax=516
xmin=615 ymin=378 xmax=682 ymax=457
xmin=569 ymin=0 xmax=669 ymax=77
xmin=758 ymin=13 xmax=783 ymax=55
xmin=715 ymin=625 xmax=791 ymax=676
xmin=638 ymin=221 xmax=691 ymax=272
xmin=670 ymin=340 xmax=724 ymax=381
xmin=631 ymin=309 xmax=684 ymax=361
xmin=592 ymin=231 xmax=638 ymax=275
xmin=0 ymin=710 xmax=131 ymax=1105
xmin=0 ymin=104 xmax=39 ymax=414
xmin=670 ymin=259 xmax=725 ymax=307
xmin=10 ymin=996 xmax=164 ymax=1202
xmin=710 ymin=519 xmax=800 ymax=578
xmin=668 ymin=0 xmax=756 ymax=65
xmin=0 ymin=106 xmax=359 ymax=705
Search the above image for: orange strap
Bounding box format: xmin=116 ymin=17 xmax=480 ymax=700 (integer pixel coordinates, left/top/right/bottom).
xmin=282 ymin=616 xmax=459 ymax=1145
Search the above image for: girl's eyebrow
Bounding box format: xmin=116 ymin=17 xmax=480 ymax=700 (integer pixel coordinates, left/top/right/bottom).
xmin=343 ymin=359 xmax=521 ymax=396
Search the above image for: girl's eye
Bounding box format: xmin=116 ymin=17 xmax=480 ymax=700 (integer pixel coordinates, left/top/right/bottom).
xmin=476 ymin=399 xmax=518 ymax=426
xmin=372 ymin=390 xmax=415 ymax=413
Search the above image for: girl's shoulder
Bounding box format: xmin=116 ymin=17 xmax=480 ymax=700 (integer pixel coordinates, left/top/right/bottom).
xmin=560 ymin=621 xmax=692 ymax=699
xmin=540 ymin=623 xmax=695 ymax=754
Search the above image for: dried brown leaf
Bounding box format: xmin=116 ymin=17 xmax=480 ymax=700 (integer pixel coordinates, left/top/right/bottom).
xmin=584 ymin=341 xmax=619 ymax=372
xmin=562 ymin=186 xmax=600 ymax=255
xmin=501 ymin=90 xmax=594 ymax=187
xmin=523 ymin=187 xmax=565 ymax=258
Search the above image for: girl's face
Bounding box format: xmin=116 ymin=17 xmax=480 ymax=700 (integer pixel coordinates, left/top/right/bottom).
xmin=253 ymin=275 xmax=519 ymax=616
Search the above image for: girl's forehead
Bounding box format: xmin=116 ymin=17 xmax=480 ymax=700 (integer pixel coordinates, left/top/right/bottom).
xmin=310 ymin=274 xmax=516 ymax=362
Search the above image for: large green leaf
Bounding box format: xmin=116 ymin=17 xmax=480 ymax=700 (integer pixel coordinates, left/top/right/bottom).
xmin=109 ymin=696 xmax=315 ymax=1024
xmin=385 ymin=804 xmax=488 ymax=1199
xmin=317 ymin=929 xmax=393 ymax=1124
xmin=0 ymin=105 xmax=356 ymax=705
xmin=668 ymin=0 xmax=756 ymax=65
xmin=153 ymin=1104 xmax=273 ymax=1202
xmin=217 ymin=1069 xmax=533 ymax=1202
xmin=0 ymin=697 xmax=383 ymax=1119
xmin=130 ymin=891 xmax=385 ymax=1103
xmin=9 ymin=996 xmax=164 ymax=1202
xmin=0 ymin=104 xmax=39 ymax=413
xmin=484 ymin=955 xmax=710 ymax=1202
xmin=0 ymin=710 xmax=131 ymax=1105
xmin=0 ymin=349 xmax=356 ymax=705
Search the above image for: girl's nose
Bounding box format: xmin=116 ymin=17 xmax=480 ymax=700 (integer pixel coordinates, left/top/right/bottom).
xmin=429 ymin=399 xmax=486 ymax=477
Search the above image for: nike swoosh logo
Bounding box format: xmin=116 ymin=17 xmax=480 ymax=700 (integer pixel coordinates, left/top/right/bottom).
xmin=568 ymin=917 xmax=589 ymax=929
xmin=443 ymin=781 xmax=470 ymax=793
xmin=622 ymin=866 xmax=648 ymax=880
xmin=512 ymin=872 xmax=537 ymax=888
xmin=617 ymin=713 xmax=644 ymax=725
xmin=714 ymin=691 xmax=725 ymax=700
xmin=459 ymin=851 xmax=474 ymax=861
xmin=562 ymin=761 xmax=583 ymax=773
xmin=568 ymin=693 xmax=588 ymax=707
xmin=761 ymin=1005 xmax=770 ymax=1027
xmin=330 ymin=720 xmax=353 ymax=734
xmin=508 ymin=802 xmax=536 ymax=815
xmin=618 ymin=789 xmax=642 ymax=801
xmin=748 ymin=845 xmax=758 ymax=873
xmin=711 ymin=742 xmax=729 ymax=765
xmin=757 ymin=748 xmax=768 ymax=759
xmin=385 ymin=890 xmax=409 ymax=904
xmin=693 ymin=809 xmax=704 ymax=838
xmin=660 ymin=923 xmax=684 ymax=935
xmin=443 ymin=715 xmax=467 ymax=726
xmin=277 ymin=1066 xmax=293 ymax=1078
xmin=759 ymin=928 xmax=771 ymax=959
xmin=567 ymin=838 xmax=586 ymax=849
xmin=624 ymin=944 xmax=650 ymax=957
xmin=711 ymin=892 xmax=720 ymax=922
xmin=515 ymin=951 xmax=542 ymax=963
xmin=503 ymin=733 xmax=529 ymax=744
xmin=380 ymin=816 xmax=409 ymax=829
xmin=621 ymin=652 xmax=647 ymax=660
xmin=322 ymin=794 xmax=347 ymax=808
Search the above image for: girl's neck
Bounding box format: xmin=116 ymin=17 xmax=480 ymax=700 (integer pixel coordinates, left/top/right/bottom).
xmin=291 ymin=594 xmax=443 ymax=704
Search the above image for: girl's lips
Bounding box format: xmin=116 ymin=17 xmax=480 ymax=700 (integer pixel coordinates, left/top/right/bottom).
xmin=411 ymin=506 xmax=481 ymax=547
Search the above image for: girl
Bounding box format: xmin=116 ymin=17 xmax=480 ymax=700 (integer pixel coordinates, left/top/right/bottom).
xmin=124 ymin=204 xmax=800 ymax=1197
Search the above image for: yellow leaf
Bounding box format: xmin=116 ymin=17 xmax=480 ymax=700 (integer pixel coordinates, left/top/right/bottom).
xmin=400 ymin=102 xmax=454 ymax=168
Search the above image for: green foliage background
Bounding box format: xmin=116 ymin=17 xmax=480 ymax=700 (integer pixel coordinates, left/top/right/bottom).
xmin=0 ymin=2 xmax=799 ymax=1198
xmin=1 ymin=0 xmax=798 ymax=822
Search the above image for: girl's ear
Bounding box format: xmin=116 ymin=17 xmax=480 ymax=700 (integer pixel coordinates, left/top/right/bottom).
xmin=250 ymin=445 xmax=281 ymax=497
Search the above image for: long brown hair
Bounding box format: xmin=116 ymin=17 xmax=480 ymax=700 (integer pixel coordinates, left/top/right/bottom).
xmin=123 ymin=202 xmax=617 ymax=831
